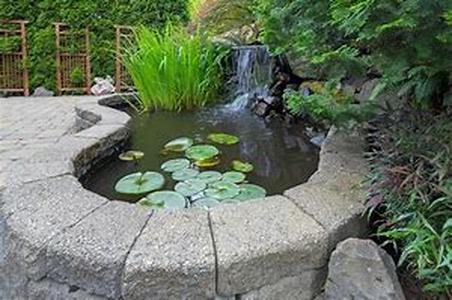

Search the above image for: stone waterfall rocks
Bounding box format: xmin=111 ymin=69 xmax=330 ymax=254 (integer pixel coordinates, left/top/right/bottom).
xmin=325 ymin=238 xmax=406 ymax=300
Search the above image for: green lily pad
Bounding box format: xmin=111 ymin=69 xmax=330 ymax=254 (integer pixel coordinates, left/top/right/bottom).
xmin=222 ymin=171 xmax=246 ymax=183
xmin=115 ymin=172 xmax=165 ymax=195
xmin=186 ymin=145 xmax=219 ymax=161
xmin=194 ymin=156 xmax=221 ymax=168
xmin=175 ymin=179 xmax=207 ymax=197
xmin=207 ymin=133 xmax=239 ymax=145
xmin=172 ymin=168 xmax=199 ymax=181
xmin=232 ymin=160 xmax=254 ymax=173
xmin=137 ymin=197 xmax=164 ymax=209
xmin=146 ymin=191 xmax=187 ymax=209
xmin=235 ymin=184 xmax=266 ymax=201
xmin=118 ymin=150 xmax=144 ymax=161
xmin=161 ymin=158 xmax=190 ymax=172
xmin=192 ymin=197 xmax=221 ymax=209
xmin=164 ymin=137 xmax=193 ymax=152
xmin=205 ymin=181 xmax=240 ymax=200
xmin=197 ymin=171 xmax=223 ymax=184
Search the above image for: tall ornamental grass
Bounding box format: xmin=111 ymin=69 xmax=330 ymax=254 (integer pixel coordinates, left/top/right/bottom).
xmin=123 ymin=25 xmax=225 ymax=111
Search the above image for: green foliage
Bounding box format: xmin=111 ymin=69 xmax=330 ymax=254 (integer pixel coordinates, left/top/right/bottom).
xmin=284 ymin=81 xmax=378 ymax=128
xmin=123 ymin=25 xmax=226 ymax=111
xmin=0 ymin=36 xmax=21 ymax=53
xmin=193 ymin=0 xmax=258 ymax=35
xmin=258 ymin=0 xmax=452 ymax=107
xmin=69 ymin=67 xmax=84 ymax=86
xmin=0 ymin=0 xmax=189 ymax=91
xmin=368 ymin=113 xmax=452 ymax=294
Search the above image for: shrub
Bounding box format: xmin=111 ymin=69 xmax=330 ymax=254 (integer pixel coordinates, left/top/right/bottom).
xmin=367 ymin=112 xmax=452 ymax=295
xmin=0 ymin=0 xmax=189 ymax=92
xmin=258 ymin=0 xmax=452 ymax=108
xmin=284 ymin=80 xmax=379 ymax=128
xmin=123 ymin=25 xmax=227 ymax=111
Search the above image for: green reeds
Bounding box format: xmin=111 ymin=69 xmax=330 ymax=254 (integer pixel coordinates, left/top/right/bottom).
xmin=123 ymin=25 xmax=225 ymax=112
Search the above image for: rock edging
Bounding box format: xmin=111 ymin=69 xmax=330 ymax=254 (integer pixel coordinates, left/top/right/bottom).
xmin=0 ymin=94 xmax=368 ymax=299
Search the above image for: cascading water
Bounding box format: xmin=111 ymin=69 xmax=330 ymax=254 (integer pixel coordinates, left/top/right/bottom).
xmin=227 ymin=45 xmax=273 ymax=110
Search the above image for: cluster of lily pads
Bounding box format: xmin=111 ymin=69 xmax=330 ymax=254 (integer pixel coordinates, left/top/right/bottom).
xmin=114 ymin=133 xmax=266 ymax=210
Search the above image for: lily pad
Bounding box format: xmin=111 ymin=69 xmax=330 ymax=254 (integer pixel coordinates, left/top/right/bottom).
xmin=205 ymin=181 xmax=240 ymax=200
xmin=207 ymin=133 xmax=239 ymax=145
xmin=118 ymin=150 xmax=144 ymax=161
xmin=192 ymin=197 xmax=221 ymax=209
xmin=222 ymin=171 xmax=246 ymax=183
xmin=186 ymin=145 xmax=219 ymax=161
xmin=137 ymin=197 xmax=164 ymax=209
xmin=146 ymin=191 xmax=187 ymax=209
xmin=232 ymin=160 xmax=254 ymax=173
xmin=161 ymin=158 xmax=190 ymax=172
xmin=164 ymin=137 xmax=193 ymax=152
xmin=194 ymin=156 xmax=221 ymax=168
xmin=172 ymin=168 xmax=199 ymax=181
xmin=197 ymin=171 xmax=222 ymax=184
xmin=175 ymin=179 xmax=207 ymax=197
xmin=115 ymin=172 xmax=164 ymax=195
xmin=235 ymin=184 xmax=266 ymax=201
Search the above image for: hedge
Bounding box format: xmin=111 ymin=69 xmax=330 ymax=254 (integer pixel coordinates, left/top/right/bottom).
xmin=0 ymin=0 xmax=189 ymax=92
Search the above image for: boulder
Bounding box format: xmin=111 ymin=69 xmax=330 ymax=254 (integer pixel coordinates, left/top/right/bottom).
xmin=32 ymin=86 xmax=54 ymax=97
xmin=253 ymin=101 xmax=271 ymax=117
xmin=325 ymin=238 xmax=406 ymax=300
xmin=285 ymin=53 xmax=320 ymax=79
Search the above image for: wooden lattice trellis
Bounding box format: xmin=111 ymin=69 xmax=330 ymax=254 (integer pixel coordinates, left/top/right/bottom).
xmin=115 ymin=25 xmax=134 ymax=93
xmin=55 ymin=23 xmax=91 ymax=95
xmin=0 ymin=20 xmax=29 ymax=96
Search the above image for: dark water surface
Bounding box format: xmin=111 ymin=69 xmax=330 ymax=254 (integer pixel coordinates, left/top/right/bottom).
xmin=82 ymin=105 xmax=319 ymax=201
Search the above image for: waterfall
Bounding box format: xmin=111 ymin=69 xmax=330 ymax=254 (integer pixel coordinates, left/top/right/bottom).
xmin=227 ymin=45 xmax=273 ymax=110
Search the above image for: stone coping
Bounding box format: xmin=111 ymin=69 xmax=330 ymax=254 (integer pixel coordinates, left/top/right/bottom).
xmin=0 ymin=94 xmax=368 ymax=299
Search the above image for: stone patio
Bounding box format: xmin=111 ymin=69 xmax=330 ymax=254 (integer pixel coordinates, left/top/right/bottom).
xmin=0 ymin=95 xmax=369 ymax=299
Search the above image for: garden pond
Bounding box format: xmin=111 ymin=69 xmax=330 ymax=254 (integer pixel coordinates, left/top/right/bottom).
xmin=82 ymin=104 xmax=319 ymax=209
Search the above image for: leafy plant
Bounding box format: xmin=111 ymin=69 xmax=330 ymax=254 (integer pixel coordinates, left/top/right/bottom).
xmin=123 ymin=25 xmax=227 ymax=111
xmin=258 ymin=0 xmax=452 ymax=108
xmin=69 ymin=67 xmax=85 ymax=86
xmin=284 ymin=80 xmax=379 ymax=128
xmin=367 ymin=113 xmax=452 ymax=295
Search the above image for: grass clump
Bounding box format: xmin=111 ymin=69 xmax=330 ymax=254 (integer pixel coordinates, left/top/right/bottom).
xmin=123 ymin=25 xmax=226 ymax=112
xmin=367 ymin=112 xmax=452 ymax=295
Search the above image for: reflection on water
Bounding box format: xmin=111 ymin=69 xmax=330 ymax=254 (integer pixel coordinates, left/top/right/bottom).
xmin=83 ymin=104 xmax=319 ymax=201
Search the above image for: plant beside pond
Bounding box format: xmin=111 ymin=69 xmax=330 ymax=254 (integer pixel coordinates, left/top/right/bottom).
xmin=115 ymin=133 xmax=266 ymax=210
xmin=123 ymin=24 xmax=228 ymax=112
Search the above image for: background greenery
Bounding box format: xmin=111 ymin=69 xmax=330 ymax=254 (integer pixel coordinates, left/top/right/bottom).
xmin=0 ymin=0 xmax=189 ymax=92
xmin=258 ymin=0 xmax=452 ymax=109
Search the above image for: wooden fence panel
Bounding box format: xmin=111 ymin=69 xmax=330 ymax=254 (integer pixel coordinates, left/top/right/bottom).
xmin=0 ymin=20 xmax=29 ymax=96
xmin=55 ymin=23 xmax=91 ymax=95
xmin=115 ymin=25 xmax=134 ymax=93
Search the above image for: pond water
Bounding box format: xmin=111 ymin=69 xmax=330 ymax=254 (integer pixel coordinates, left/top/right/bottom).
xmin=82 ymin=104 xmax=319 ymax=202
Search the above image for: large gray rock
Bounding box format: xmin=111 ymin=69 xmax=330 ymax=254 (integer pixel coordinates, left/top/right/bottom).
xmin=325 ymin=238 xmax=406 ymax=300
xmin=32 ymin=86 xmax=54 ymax=97
xmin=210 ymin=195 xmax=329 ymax=296
xmin=122 ymin=208 xmax=216 ymax=299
